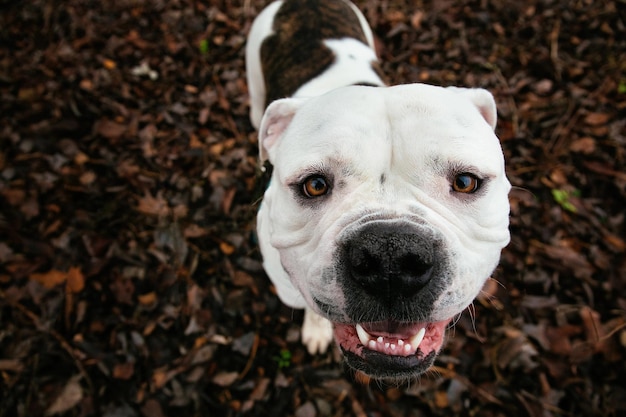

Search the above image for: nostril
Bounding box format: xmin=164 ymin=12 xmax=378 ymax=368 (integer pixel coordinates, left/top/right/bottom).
xmin=349 ymin=247 xmax=380 ymax=276
xmin=398 ymin=254 xmax=432 ymax=278
xmin=397 ymin=254 xmax=433 ymax=294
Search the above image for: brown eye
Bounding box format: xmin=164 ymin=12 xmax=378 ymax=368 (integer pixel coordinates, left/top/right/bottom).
xmin=302 ymin=175 xmax=330 ymax=198
xmin=452 ymin=173 xmax=480 ymax=193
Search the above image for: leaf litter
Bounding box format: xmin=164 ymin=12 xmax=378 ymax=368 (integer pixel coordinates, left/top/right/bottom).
xmin=1 ymin=0 xmax=625 ymax=416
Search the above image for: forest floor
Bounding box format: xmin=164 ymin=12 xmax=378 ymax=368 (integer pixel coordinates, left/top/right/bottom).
xmin=1 ymin=0 xmax=625 ymax=416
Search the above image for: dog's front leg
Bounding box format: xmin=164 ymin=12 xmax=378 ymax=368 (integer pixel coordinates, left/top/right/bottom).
xmin=301 ymin=307 xmax=334 ymax=355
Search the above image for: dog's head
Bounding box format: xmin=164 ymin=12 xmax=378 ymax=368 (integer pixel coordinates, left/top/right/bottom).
xmin=257 ymin=84 xmax=510 ymax=380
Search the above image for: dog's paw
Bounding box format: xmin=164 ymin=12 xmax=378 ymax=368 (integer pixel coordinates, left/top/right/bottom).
xmin=302 ymin=308 xmax=334 ymax=355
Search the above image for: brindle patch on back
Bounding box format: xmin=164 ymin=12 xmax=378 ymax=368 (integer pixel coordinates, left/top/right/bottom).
xmin=261 ymin=0 xmax=372 ymax=106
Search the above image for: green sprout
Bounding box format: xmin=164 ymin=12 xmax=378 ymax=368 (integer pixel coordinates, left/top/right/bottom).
xmin=273 ymin=349 xmax=292 ymax=369
xmin=199 ymin=39 xmax=209 ymax=55
xmin=551 ymin=189 xmax=580 ymax=213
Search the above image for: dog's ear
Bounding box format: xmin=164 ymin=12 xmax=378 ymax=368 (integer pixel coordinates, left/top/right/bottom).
xmin=258 ymin=98 xmax=307 ymax=164
xmin=447 ymin=87 xmax=498 ymax=130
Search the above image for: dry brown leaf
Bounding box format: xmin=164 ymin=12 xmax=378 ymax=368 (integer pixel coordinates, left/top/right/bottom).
xmin=102 ymin=58 xmax=116 ymax=69
xmin=569 ymin=137 xmax=596 ymax=154
xmin=79 ymin=171 xmax=96 ymax=185
xmin=221 ymin=187 xmax=237 ymax=215
xmin=30 ymin=270 xmax=67 ymax=289
xmin=136 ymin=191 xmax=169 ymax=217
xmin=249 ymin=377 xmax=270 ymax=402
xmin=198 ymin=108 xmax=210 ymax=125
xmin=96 ymin=119 xmax=126 ymax=140
xmin=0 ymin=359 xmax=24 ymax=372
xmin=151 ymin=369 xmax=169 ymax=389
xmin=580 ymin=307 xmax=602 ymax=349
xmin=45 ymin=376 xmax=83 ymax=416
xmin=212 ymin=371 xmax=239 ymax=387
xmin=295 ymin=402 xmax=316 ymax=417
xmin=113 ymin=362 xmax=135 ymax=380
xmin=2 ymin=188 xmax=26 ymax=205
xmin=584 ymin=112 xmax=610 ymax=126
xmin=187 ymin=284 xmax=204 ymax=310
xmin=434 ymin=390 xmax=449 ymax=408
xmin=189 ymin=133 xmax=203 ymax=149
xmin=140 ymin=399 xmax=166 ymax=417
xmin=545 ymin=324 xmax=580 ymax=355
xmin=138 ymin=291 xmax=157 ymax=307
xmin=541 ymin=244 xmax=594 ymax=278
xmin=219 ymin=241 xmax=235 ymax=255
xmin=232 ymin=270 xmax=255 ymax=288
xmin=184 ymin=224 xmax=209 ymax=238
xmin=172 ymin=204 xmax=188 ymax=219
xmin=66 ymin=267 xmax=84 ymax=294
xmin=603 ymin=233 xmax=626 ymax=252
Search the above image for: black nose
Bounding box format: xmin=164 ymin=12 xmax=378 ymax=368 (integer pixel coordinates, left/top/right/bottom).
xmin=343 ymin=222 xmax=435 ymax=299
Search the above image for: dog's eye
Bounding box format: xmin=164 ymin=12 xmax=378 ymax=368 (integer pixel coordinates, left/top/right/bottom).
xmin=452 ymin=173 xmax=481 ymax=193
xmin=302 ymin=175 xmax=330 ymax=198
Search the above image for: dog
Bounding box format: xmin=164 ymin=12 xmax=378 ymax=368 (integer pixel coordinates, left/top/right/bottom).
xmin=246 ymin=0 xmax=510 ymax=381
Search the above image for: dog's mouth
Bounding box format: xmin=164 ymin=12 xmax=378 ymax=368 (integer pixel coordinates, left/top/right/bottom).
xmin=333 ymin=319 xmax=451 ymax=380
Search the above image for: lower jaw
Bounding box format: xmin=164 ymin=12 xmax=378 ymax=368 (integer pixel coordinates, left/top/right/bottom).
xmin=341 ymin=348 xmax=438 ymax=381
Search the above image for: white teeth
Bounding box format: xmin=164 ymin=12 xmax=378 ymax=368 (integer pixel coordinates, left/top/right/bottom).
xmin=355 ymin=323 xmax=371 ymax=346
xmin=355 ymin=324 xmax=427 ymax=354
xmin=409 ymin=327 xmax=426 ymax=350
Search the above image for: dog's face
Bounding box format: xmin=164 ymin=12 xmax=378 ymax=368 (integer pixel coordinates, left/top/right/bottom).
xmin=257 ymin=84 xmax=510 ymax=380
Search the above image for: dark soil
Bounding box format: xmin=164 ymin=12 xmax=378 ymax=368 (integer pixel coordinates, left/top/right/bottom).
xmin=1 ymin=0 xmax=625 ymax=416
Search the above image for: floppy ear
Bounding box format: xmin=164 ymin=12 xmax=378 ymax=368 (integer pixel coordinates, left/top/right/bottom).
xmin=258 ymin=98 xmax=307 ymax=164
xmin=447 ymin=87 xmax=498 ymax=130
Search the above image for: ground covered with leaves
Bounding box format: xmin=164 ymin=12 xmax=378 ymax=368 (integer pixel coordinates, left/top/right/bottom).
xmin=1 ymin=0 xmax=625 ymax=416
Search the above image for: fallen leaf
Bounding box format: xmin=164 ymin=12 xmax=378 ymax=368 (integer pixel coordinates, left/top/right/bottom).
xmin=66 ymin=267 xmax=84 ymax=293
xmin=249 ymin=377 xmax=270 ymax=402
xmin=79 ymin=171 xmax=96 ymax=185
xmin=545 ymin=324 xmax=581 ymax=355
xmin=1 ymin=188 xmax=26 ymax=205
xmin=184 ymin=224 xmax=209 ymax=238
xmin=219 ymin=241 xmax=235 ymax=255
xmin=295 ymin=401 xmax=316 ymax=417
xmin=0 ymin=359 xmax=24 ymax=372
xmin=96 ymin=119 xmax=127 ymax=140
xmin=138 ymin=291 xmax=157 ymax=307
xmin=136 ymin=191 xmax=169 ymax=217
xmin=45 ymin=376 xmax=83 ymax=416
xmin=584 ymin=112 xmax=610 ymax=126
xmin=569 ymin=137 xmax=596 ymax=154
xmin=113 ymin=362 xmax=135 ymax=380
xmin=212 ymin=371 xmax=239 ymax=387
xmin=140 ymin=399 xmax=165 ymax=417
xmin=102 ymin=58 xmax=116 ymax=69
xmin=30 ymin=270 xmax=67 ymax=289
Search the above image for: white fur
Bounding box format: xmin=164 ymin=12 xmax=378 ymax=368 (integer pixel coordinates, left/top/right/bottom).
xmin=245 ymin=0 xmax=380 ymax=129
xmin=302 ymin=307 xmax=334 ymax=354
xmin=292 ymin=39 xmax=382 ymax=100
xmin=247 ymin=1 xmax=509 ymax=356
xmin=257 ymin=85 xmax=510 ymax=352
xmin=246 ymin=0 xmax=283 ymax=129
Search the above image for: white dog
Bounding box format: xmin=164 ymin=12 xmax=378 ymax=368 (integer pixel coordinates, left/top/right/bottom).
xmin=246 ymin=0 xmax=510 ymax=380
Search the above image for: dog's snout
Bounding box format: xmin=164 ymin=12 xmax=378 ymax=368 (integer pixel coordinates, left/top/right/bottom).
xmin=344 ymin=223 xmax=435 ymax=298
